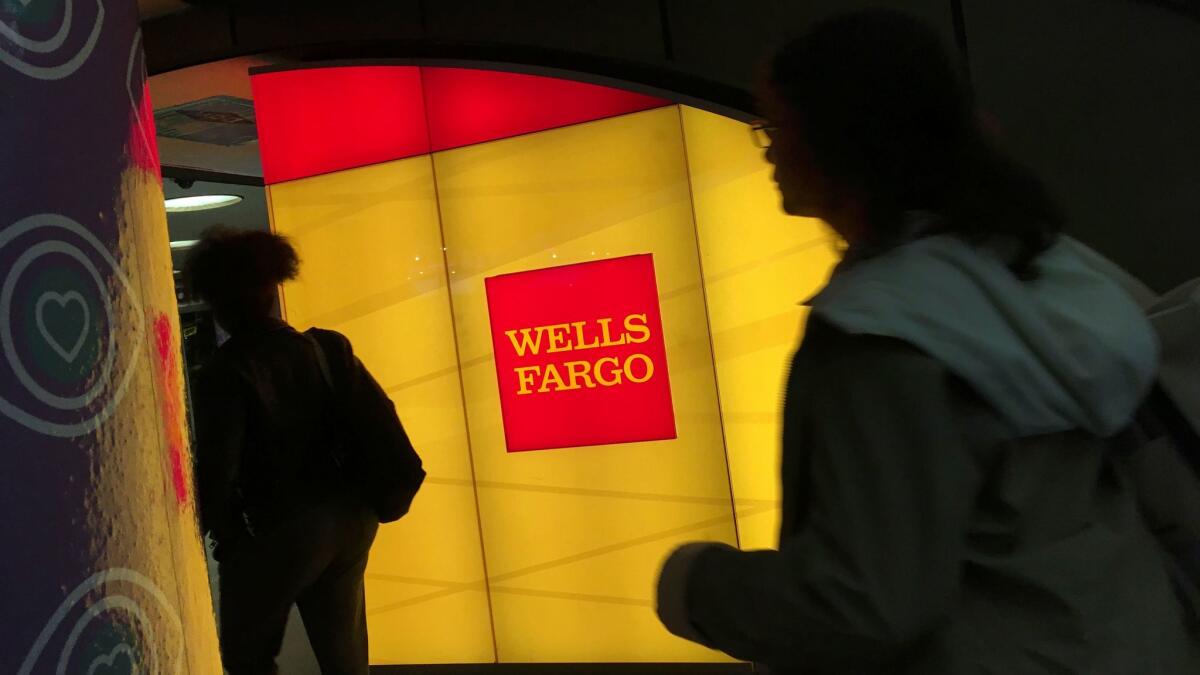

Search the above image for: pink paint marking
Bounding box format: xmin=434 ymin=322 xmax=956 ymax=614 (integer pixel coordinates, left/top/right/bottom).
xmin=153 ymin=314 xmax=190 ymax=506
xmin=154 ymin=313 xmax=173 ymax=362
xmin=128 ymin=82 xmax=161 ymax=179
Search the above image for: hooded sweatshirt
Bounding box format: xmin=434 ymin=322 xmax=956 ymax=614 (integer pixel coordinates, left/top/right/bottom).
xmin=657 ymin=234 xmax=1198 ymax=674
xmin=810 ymin=234 xmax=1157 ymax=438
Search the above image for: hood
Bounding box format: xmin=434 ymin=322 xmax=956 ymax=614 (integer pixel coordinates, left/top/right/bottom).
xmin=809 ymin=235 xmax=1159 ymax=437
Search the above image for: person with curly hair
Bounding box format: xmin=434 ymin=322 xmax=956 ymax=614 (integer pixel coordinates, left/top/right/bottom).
xmin=184 ymin=227 xmax=383 ymax=675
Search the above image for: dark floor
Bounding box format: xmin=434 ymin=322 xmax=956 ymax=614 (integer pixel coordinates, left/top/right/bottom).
xmin=372 ymin=664 xmax=756 ymax=675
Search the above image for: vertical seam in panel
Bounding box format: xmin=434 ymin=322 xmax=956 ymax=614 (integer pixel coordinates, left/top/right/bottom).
xmin=675 ymin=104 xmax=742 ymax=550
xmin=265 ymin=185 xmax=290 ymax=323
xmin=420 ymin=66 xmax=502 ymax=664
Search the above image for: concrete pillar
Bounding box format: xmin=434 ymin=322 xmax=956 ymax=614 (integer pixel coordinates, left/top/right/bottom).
xmin=1 ymin=0 xmax=222 ymax=672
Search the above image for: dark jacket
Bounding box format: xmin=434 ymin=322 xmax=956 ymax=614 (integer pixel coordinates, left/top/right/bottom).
xmin=192 ymin=320 xmax=349 ymax=557
xmin=658 ymin=236 xmax=1199 ymax=673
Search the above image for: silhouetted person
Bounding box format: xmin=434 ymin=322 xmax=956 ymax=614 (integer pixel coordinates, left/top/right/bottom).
xmin=657 ymin=10 xmax=1198 ymax=674
xmin=185 ymin=229 xmax=382 ymax=675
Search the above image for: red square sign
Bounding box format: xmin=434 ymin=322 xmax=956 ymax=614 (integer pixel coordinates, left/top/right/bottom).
xmin=484 ymin=254 xmax=677 ymax=452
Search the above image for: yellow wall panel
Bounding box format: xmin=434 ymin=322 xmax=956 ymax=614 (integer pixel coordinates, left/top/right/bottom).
xmin=259 ymin=102 xmax=840 ymax=666
xmin=268 ymin=157 xmax=495 ymax=664
xmin=681 ymin=106 xmax=841 ymax=550
xmin=436 ymin=107 xmax=737 ymax=663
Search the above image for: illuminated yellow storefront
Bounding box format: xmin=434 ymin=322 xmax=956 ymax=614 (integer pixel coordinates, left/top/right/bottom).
xmin=253 ymin=65 xmax=839 ymax=664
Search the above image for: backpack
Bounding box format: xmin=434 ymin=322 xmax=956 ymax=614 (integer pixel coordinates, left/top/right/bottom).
xmin=304 ymin=329 xmax=425 ymax=523
xmin=1067 ymin=238 xmax=1200 ymax=629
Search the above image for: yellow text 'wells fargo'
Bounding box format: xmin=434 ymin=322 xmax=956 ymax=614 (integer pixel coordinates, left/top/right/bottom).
xmin=504 ymin=314 xmax=656 ymax=395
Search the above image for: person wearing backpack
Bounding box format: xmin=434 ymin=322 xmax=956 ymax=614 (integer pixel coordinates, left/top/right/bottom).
xmin=655 ymin=11 xmax=1199 ymax=674
xmin=184 ymin=228 xmax=424 ymax=675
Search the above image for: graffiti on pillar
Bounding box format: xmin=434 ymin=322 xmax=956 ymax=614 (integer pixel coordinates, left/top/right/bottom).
xmin=125 ymin=29 xmax=159 ymax=173
xmin=154 ymin=313 xmax=191 ymax=507
xmin=0 ymin=0 xmax=105 ymax=80
xmin=0 ymin=213 xmax=145 ymax=437
xmin=16 ymin=568 xmax=184 ymax=675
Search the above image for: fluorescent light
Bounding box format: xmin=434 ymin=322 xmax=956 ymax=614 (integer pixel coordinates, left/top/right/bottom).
xmin=164 ymin=194 xmax=243 ymax=213
xmin=169 ymin=239 xmax=200 ymax=250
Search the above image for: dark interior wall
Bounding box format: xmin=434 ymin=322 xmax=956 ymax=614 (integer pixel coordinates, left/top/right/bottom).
xmin=963 ymin=0 xmax=1200 ymax=292
xmin=145 ymin=0 xmax=1199 ymax=290
xmin=145 ymin=1 xmax=957 ymax=114
xmin=424 ymin=0 xmax=667 ymax=63
xmin=664 ymin=0 xmax=954 ymax=87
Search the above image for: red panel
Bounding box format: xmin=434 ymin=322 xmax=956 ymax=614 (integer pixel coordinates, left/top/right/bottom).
xmin=485 ymin=254 xmax=677 ymax=452
xmin=422 ymin=67 xmax=670 ymax=152
xmin=252 ymin=66 xmax=430 ymax=184
xmin=252 ymin=66 xmax=671 ymax=184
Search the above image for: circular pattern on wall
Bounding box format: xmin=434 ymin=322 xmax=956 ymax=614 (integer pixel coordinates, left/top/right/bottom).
xmin=0 ymin=213 xmax=144 ymax=437
xmin=0 ymin=0 xmax=105 ymax=81
xmin=17 ymin=568 xmax=184 ymax=675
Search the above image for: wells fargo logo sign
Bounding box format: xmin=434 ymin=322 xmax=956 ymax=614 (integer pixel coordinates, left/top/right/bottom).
xmin=484 ymin=254 xmax=677 ymax=452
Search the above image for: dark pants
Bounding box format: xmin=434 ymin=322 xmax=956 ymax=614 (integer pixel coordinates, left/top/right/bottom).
xmin=217 ymin=495 xmax=379 ymax=675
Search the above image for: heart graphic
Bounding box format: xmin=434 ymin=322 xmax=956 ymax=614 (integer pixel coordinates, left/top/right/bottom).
xmin=86 ymin=644 xmax=139 ymax=675
xmin=36 ymin=289 xmax=90 ymax=363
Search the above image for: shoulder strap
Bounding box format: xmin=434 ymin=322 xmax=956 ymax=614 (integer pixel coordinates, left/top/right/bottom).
xmin=302 ymin=330 xmax=349 ymax=472
xmin=302 ymin=330 xmax=335 ymax=391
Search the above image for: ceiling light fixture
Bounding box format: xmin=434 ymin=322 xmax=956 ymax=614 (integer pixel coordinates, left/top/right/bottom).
xmin=164 ymin=194 xmax=243 ymax=213
xmin=169 ymin=240 xmax=200 ymax=250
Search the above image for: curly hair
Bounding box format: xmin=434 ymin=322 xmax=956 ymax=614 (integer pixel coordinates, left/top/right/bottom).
xmin=182 ymin=227 xmax=299 ymax=316
xmin=768 ymin=10 xmax=1062 ymax=276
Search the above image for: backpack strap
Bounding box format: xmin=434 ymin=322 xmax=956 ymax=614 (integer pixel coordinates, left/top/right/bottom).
xmin=303 ymin=330 xmax=335 ymax=392
xmin=302 ymin=329 xmax=350 ymax=473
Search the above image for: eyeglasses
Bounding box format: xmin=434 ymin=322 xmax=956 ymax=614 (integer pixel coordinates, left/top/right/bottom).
xmin=750 ymin=121 xmax=777 ymax=148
